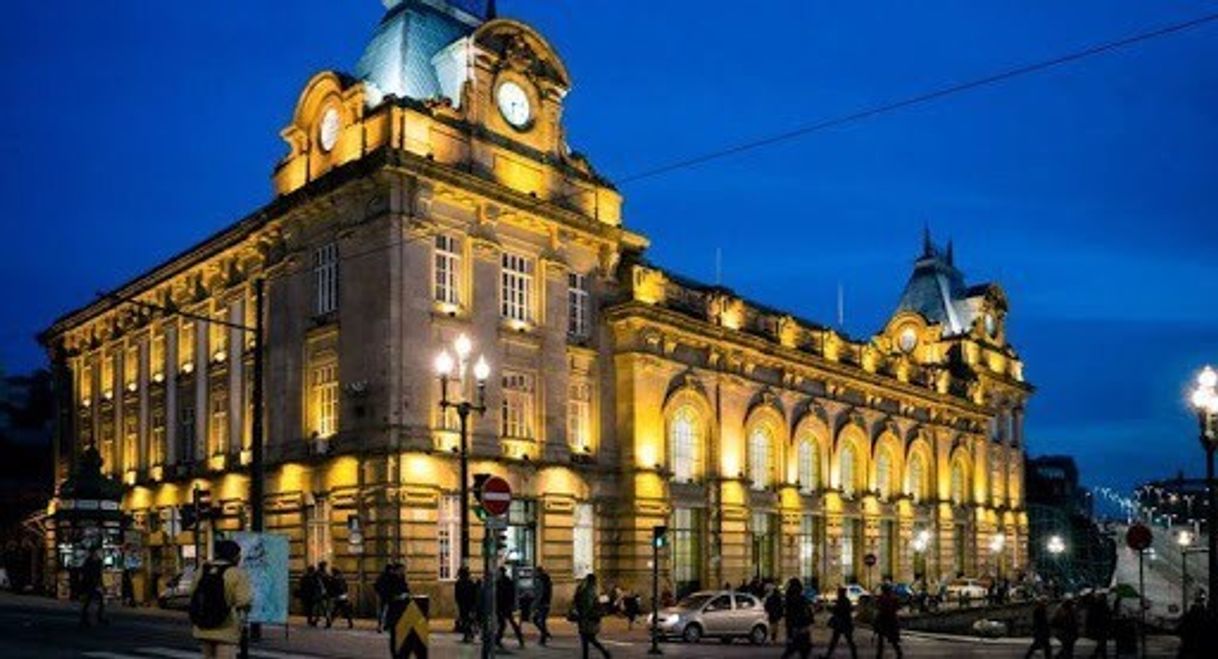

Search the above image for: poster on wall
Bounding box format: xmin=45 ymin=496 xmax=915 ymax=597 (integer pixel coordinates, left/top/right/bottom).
xmin=229 ymin=532 xmax=289 ymax=625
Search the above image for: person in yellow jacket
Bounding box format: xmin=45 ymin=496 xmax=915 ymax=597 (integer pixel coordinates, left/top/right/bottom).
xmin=189 ymin=540 xmax=253 ymax=659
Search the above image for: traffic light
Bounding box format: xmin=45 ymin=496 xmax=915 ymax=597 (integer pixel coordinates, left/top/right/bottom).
xmin=494 ymin=529 xmax=509 ymax=552
xmin=180 ymin=504 xmax=198 ymax=532
xmin=472 ymin=473 xmax=493 ymax=519
xmin=652 ymin=525 xmax=668 ymax=550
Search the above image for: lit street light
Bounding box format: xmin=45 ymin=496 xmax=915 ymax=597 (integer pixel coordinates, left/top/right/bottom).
xmin=1187 ymin=365 xmax=1218 ymax=612
xmin=1177 ymin=529 xmax=1194 ymax=614
xmin=435 ymin=334 xmax=491 ymax=567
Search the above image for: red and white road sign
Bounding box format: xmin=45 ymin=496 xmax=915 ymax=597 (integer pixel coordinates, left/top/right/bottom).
xmin=481 ymin=476 xmax=512 ymax=517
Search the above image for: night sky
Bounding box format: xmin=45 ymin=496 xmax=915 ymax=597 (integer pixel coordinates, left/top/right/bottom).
xmin=2 ymin=1 xmax=1216 ymax=493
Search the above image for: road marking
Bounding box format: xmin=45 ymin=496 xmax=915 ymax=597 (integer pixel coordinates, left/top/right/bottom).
xmin=134 ymin=648 xmax=200 ymax=659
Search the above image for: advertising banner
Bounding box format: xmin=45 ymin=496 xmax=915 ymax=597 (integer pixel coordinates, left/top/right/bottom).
xmin=229 ymin=532 xmax=290 ymax=624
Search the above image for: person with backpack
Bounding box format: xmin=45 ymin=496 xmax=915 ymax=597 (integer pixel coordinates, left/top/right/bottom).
xmin=765 ymin=583 xmax=785 ymax=643
xmin=189 ymin=540 xmax=252 ymax=659
xmin=823 ymin=587 xmax=858 ymax=659
xmin=781 ymin=578 xmax=814 ymax=659
xmin=574 ymin=573 xmax=610 ymax=659
xmin=326 ymin=567 xmax=354 ymax=629
xmin=78 ymin=548 xmax=108 ymax=627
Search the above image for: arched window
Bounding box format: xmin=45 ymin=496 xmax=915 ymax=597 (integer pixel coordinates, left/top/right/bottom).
xmin=797 ymin=437 xmax=817 ymax=494
xmin=875 ymin=449 xmax=893 ymax=500
xmin=748 ymin=425 xmax=773 ymax=490
xmin=950 ymin=459 xmax=966 ymax=504
xmin=669 ymin=406 xmax=701 ymax=482
xmin=840 ymin=443 xmax=857 ymax=497
xmin=907 ymin=452 xmax=927 ymax=503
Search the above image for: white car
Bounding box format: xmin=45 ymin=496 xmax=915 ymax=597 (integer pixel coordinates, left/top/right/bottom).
xmin=649 ymin=591 xmax=770 ymax=644
xmin=944 ymin=578 xmax=988 ymax=602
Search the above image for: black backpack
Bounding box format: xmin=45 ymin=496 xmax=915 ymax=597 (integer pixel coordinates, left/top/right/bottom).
xmin=189 ymin=563 xmax=231 ymax=629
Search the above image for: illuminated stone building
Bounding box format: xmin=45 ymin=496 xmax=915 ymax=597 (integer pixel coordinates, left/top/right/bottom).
xmin=40 ymin=0 xmax=1031 ymax=612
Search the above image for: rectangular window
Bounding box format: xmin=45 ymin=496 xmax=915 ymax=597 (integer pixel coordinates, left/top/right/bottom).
xmin=573 ymin=503 xmax=594 ymax=579
xmin=179 ymin=321 xmax=196 ymax=369
xmin=438 ymin=495 xmax=461 ymax=581
xmin=78 ymin=356 xmax=93 ymax=404
xmin=314 ymin=242 xmax=339 ymax=316
xmin=799 ymin=515 xmax=816 ymax=582
xmin=151 ymin=332 xmax=166 ymax=380
xmin=150 ymin=403 xmax=166 ymax=468
xmin=841 ymin=517 xmax=858 ymax=580
xmin=501 ymin=371 xmax=534 ymax=439
xmin=101 ymin=353 xmax=114 ymax=398
xmin=209 ymin=308 xmax=228 ymax=361
xmin=306 ymin=499 xmax=332 ymax=567
xmin=434 ymin=234 xmax=461 ymax=306
xmin=567 ymin=272 xmax=589 ymax=337
xmin=178 ymin=402 xmax=196 ymax=463
xmin=567 ymin=381 xmax=591 ymax=449
xmin=750 ymin=511 xmax=777 ymax=580
xmin=311 ymin=359 xmax=339 ymax=438
xmin=500 ymin=252 xmax=534 ymax=323
xmin=123 ymin=411 xmax=138 ymax=472
xmin=671 ymin=507 xmax=703 ymax=596
xmin=879 ymin=520 xmax=896 ymax=578
xmin=124 ymin=344 xmax=139 ymax=390
xmin=209 ymin=386 xmax=227 ymax=456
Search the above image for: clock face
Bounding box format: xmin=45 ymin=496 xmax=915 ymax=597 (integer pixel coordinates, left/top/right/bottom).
xmin=496 ymin=81 xmax=532 ymax=129
xmin=319 ymin=108 xmax=340 ymax=152
xmin=898 ymin=327 xmax=918 ymax=354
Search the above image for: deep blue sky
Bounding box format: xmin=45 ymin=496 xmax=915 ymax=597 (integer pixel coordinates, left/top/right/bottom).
xmin=2 ymin=1 xmax=1216 ymax=493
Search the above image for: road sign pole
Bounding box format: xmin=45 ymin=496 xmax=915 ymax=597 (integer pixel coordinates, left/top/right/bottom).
xmin=1138 ymin=549 xmax=1146 ymax=659
xmin=649 ymin=527 xmax=662 ymax=655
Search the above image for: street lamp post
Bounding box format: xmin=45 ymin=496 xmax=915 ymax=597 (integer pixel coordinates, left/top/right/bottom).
xmin=1046 ymin=534 xmax=1065 ymax=596
xmin=1188 ymin=366 xmax=1218 ymax=612
xmin=435 ymin=334 xmax=490 ymax=568
xmin=1177 ymin=530 xmax=1193 ymax=614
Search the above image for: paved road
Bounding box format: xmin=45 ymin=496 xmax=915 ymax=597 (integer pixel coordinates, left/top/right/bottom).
xmin=0 ymin=593 xmax=1183 ymax=658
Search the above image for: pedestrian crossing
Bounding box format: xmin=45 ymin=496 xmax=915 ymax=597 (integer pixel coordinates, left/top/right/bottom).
xmin=83 ymin=647 xmax=322 ymax=659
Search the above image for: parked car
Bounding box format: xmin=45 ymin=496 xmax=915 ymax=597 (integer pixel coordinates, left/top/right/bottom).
xmin=157 ymin=567 xmax=196 ymax=610
xmin=945 ymin=578 xmax=988 ymax=603
xmin=649 ymin=591 xmax=770 ymax=644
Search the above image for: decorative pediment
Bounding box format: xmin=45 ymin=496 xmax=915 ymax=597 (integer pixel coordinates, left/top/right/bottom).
xmin=474 ymin=19 xmax=571 ymax=89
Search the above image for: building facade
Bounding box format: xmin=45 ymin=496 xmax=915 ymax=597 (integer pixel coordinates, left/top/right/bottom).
xmin=40 ymin=0 xmax=1031 ymax=613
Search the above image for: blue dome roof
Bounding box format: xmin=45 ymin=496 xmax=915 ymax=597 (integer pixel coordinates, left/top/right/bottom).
xmin=356 ymin=0 xmax=485 ymax=104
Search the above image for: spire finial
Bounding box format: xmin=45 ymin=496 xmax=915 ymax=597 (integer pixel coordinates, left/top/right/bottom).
xmin=922 ymin=223 xmax=933 ymax=258
xmin=487 ymin=0 xmax=497 ymax=19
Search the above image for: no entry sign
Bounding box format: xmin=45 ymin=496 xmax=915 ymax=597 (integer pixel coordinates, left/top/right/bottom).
xmin=1125 ymin=523 xmax=1153 ymax=551
xmin=480 ymin=476 xmax=512 ymax=517
xmin=864 ymin=553 xmax=878 ymax=567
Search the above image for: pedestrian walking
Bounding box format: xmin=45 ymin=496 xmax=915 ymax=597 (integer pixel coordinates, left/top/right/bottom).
xmin=1084 ymin=590 xmax=1112 ymax=659
xmin=781 ymin=578 xmax=813 ymax=659
xmin=494 ymin=567 xmax=525 ymax=649
xmin=78 ymin=549 xmax=108 ymax=627
xmin=765 ymin=583 xmax=785 ymax=643
xmin=1052 ymin=597 xmax=1079 ymax=659
xmin=574 ymin=573 xmax=611 ymax=659
xmin=298 ymin=566 xmax=319 ymax=626
xmin=326 ymin=568 xmax=354 ymax=629
xmin=375 ymin=563 xmax=409 ymax=634
xmin=874 ymin=583 xmax=903 ymax=659
xmin=823 ymin=587 xmax=858 ymax=659
xmin=1176 ymin=595 xmax=1207 ymax=659
xmin=622 ymin=591 xmax=641 ymax=630
xmin=188 ymin=540 xmax=252 ymax=659
xmin=1025 ymin=598 xmax=1053 ymax=659
xmin=315 ymin=561 xmax=332 ymax=625
xmin=533 ymin=565 xmax=553 ymax=645
xmin=454 ymin=566 xmax=477 ymax=643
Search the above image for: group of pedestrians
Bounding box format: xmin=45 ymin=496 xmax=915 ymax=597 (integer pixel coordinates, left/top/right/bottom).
xmin=296 ymin=561 xmax=354 ymax=629
xmin=452 ymin=564 xmax=561 ymax=651
xmin=774 ymin=578 xmax=904 ymax=659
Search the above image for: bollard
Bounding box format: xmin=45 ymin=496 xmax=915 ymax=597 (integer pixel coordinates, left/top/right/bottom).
xmin=388 ymin=593 xmax=429 ymax=659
